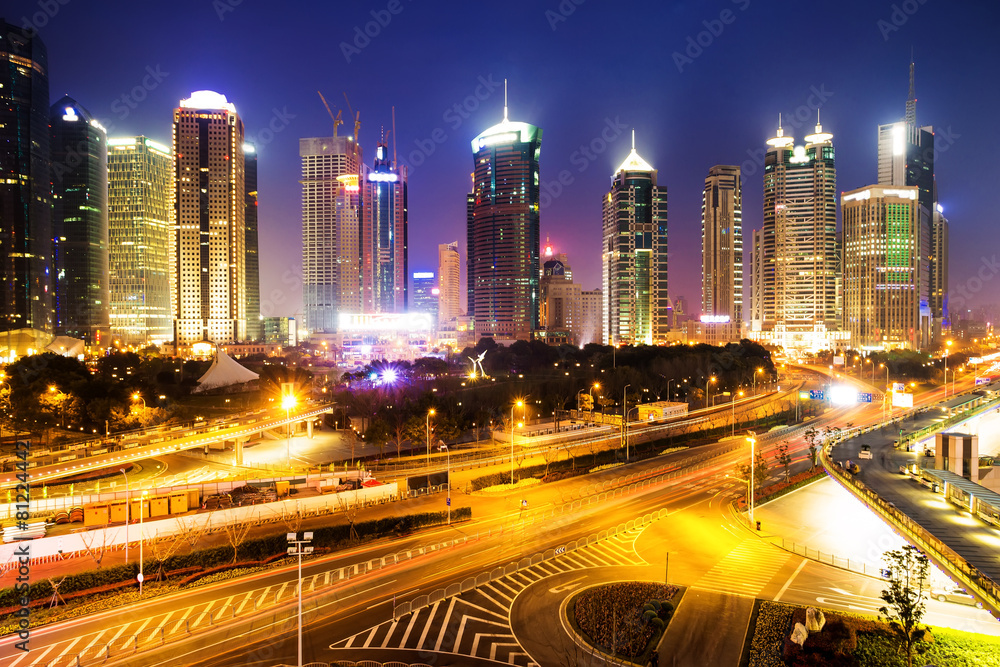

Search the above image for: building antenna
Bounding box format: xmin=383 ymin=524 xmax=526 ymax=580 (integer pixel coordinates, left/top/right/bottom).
xmin=631 ymin=129 xmax=635 ymax=151
xmin=503 ymin=79 xmax=509 ymax=122
xmin=392 ymin=106 xmax=397 ymax=167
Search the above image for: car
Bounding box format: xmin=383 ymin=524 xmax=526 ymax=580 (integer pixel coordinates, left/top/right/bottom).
xmin=932 ymin=586 xmax=984 ymax=608
xmin=859 ymin=444 xmax=873 ymax=460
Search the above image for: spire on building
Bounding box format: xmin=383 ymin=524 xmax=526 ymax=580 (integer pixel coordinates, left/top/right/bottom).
xmin=805 ymin=109 xmax=833 ymax=144
xmin=766 ymin=113 xmax=794 ymax=148
xmin=613 ymin=130 xmax=654 ymax=173
xmin=905 ymin=57 xmax=917 ymax=126
xmin=503 ymin=78 xmax=509 ymax=123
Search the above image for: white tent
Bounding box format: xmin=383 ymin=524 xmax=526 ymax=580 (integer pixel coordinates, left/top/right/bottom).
xmin=193 ymin=347 xmax=260 ymax=393
xmin=45 ymin=336 xmax=86 ymax=357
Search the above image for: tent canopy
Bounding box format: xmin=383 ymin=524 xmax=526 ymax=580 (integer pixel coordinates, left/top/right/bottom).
xmin=194 ymin=347 xmax=260 ymax=392
xmin=46 ymin=336 xmax=86 ymax=357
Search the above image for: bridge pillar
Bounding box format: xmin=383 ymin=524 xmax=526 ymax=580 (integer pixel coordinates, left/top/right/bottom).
xmin=235 ymin=438 xmax=244 ymax=466
xmin=307 ymin=419 xmax=314 ymax=439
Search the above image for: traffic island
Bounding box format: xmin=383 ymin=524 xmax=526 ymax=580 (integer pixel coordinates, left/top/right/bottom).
xmin=566 ymin=581 xmax=683 ymax=665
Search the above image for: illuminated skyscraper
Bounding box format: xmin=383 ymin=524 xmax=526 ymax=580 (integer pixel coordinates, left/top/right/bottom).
xmin=759 ymin=116 xmax=843 ymax=353
xmin=362 ymin=142 xmax=407 ymax=313
xmin=172 ymin=91 xmax=246 ymax=345
xmin=701 ymin=165 xmax=742 ymax=324
xmin=438 ymin=241 xmax=461 ymax=322
xmin=244 ymin=142 xmax=261 ymax=341
xmin=539 ymin=244 xmax=581 ymax=343
xmin=411 ymin=271 xmax=438 ymax=325
xmin=50 ymin=96 xmax=108 ymax=345
xmin=107 ymin=136 xmax=174 ymax=345
xmin=842 ymin=185 xmax=921 ymax=350
xmin=300 ymin=135 xmax=364 ymax=333
xmin=0 ymin=21 xmax=51 ymax=349
xmin=467 ymin=95 xmax=541 ymax=341
xmin=602 ymin=134 xmax=668 ymax=345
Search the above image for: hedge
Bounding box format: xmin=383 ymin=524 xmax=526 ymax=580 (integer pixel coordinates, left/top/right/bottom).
xmin=0 ymin=506 xmax=469 ymax=610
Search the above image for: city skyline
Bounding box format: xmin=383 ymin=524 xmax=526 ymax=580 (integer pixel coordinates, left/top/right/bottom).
xmin=10 ymin=1 xmax=997 ymax=323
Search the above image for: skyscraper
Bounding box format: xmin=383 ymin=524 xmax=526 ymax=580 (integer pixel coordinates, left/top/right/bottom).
xmin=244 ymin=141 xmax=261 ymax=341
xmin=172 ymin=91 xmax=246 ymax=345
xmin=50 ymin=96 xmax=109 ymax=346
xmin=759 ymin=116 xmax=842 ymax=354
xmin=467 ymin=96 xmax=541 ymax=342
xmin=0 ymin=21 xmax=51 ymax=352
xmin=877 ymin=61 xmax=939 ymax=343
xmin=602 ymin=134 xmax=668 ymax=346
xmin=701 ymin=165 xmax=743 ymax=324
xmin=842 ymin=185 xmax=921 ymax=350
xmin=539 ymin=245 xmax=581 ymax=342
xmin=411 ymin=271 xmax=438 ymax=325
xmin=363 ymin=142 xmax=407 ymax=313
xmin=438 ymin=241 xmax=461 ymax=322
xmin=107 ymin=136 xmax=174 ymax=345
xmin=300 ymin=135 xmax=364 ymax=333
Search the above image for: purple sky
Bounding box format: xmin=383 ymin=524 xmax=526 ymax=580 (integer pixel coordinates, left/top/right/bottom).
xmin=13 ymin=0 xmax=1000 ymax=321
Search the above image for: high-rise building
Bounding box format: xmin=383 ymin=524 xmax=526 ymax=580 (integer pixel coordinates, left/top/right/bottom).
xmin=172 ymin=91 xmax=246 ymax=345
xmin=602 ymin=134 xmax=668 ymax=345
xmin=758 ymin=116 xmax=844 ymax=354
xmin=467 ymin=99 xmax=541 ymax=342
xmin=931 ymin=203 xmax=949 ymax=332
xmin=701 ymin=165 xmax=743 ymax=324
xmin=244 ymin=141 xmax=261 ymax=341
xmin=539 ymin=244 xmax=581 ymax=342
xmin=578 ymin=289 xmax=603 ymax=347
xmin=877 ymin=61 xmax=940 ymax=343
xmin=842 ymin=185 xmax=921 ymax=350
xmin=411 ymin=271 xmax=438 ymax=324
xmin=107 ymin=136 xmax=174 ymax=345
xmin=749 ymin=228 xmax=764 ymax=330
xmin=50 ymin=96 xmax=109 ymax=345
xmin=362 ymin=142 xmax=407 ymax=313
xmin=438 ymin=241 xmax=461 ymax=322
xmin=0 ymin=21 xmax=51 ymax=351
xmin=300 ymin=136 xmax=364 ymax=334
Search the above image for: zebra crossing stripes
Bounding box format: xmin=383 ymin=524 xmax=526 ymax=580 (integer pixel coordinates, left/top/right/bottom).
xmin=692 ymin=539 xmax=791 ymax=597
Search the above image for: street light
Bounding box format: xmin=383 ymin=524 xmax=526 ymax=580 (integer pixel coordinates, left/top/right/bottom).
xmin=511 ymin=400 xmax=524 ymax=484
xmin=131 ymin=392 xmax=146 ymax=410
xmin=623 ymin=406 xmax=639 ymax=461
xmin=667 ymin=378 xmax=675 ymax=402
xmin=120 ymin=468 xmax=129 ymax=565
xmin=139 ymin=489 xmax=147 ymax=594
xmin=426 ymin=408 xmax=436 ymax=470
xmin=732 ymin=390 xmax=744 ymax=437
xmin=944 ymin=340 xmax=953 ymax=396
xmin=707 ymin=376 xmax=717 ymax=408
xmin=746 ymin=431 xmax=757 ymax=527
xmin=753 ymin=368 xmax=762 ymax=396
xmin=282 ymin=394 xmax=297 ymax=469
xmin=287 ymin=531 xmax=314 ymax=667
xmin=440 ymin=444 xmax=451 ymax=524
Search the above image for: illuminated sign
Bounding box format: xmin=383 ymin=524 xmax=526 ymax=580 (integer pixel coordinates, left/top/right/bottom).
xmin=338 ymin=312 xmax=433 ymax=332
xmin=892 ymin=392 xmax=914 ymax=408
xmin=808 ymin=390 xmax=824 ymax=400
xmin=857 ymin=392 xmax=873 ymax=403
xmin=368 ymin=172 xmax=398 ymax=183
xmin=477 ymin=132 xmax=518 ymax=149
xmin=699 ymin=315 xmax=731 ymax=324
xmin=413 ymin=272 xmax=434 ymax=279
xmin=62 ymin=106 xmax=78 ymax=121
xmin=892 ymin=382 xmax=905 ymax=392
xmin=337 ymin=174 xmax=360 ymax=192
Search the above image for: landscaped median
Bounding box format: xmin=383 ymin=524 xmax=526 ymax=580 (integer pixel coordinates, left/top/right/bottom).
xmin=744 ymin=600 xmax=1000 ymax=667
xmin=0 ymin=506 xmax=469 ymax=635
xmin=566 ymin=581 xmax=683 ymax=665
xmin=735 ymin=467 xmax=827 ymax=513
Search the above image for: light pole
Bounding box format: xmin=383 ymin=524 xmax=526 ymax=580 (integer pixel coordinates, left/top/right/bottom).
xmin=667 ymin=378 xmax=675 ymax=402
xmin=732 ymin=390 xmax=744 ymax=437
xmin=131 ymin=392 xmax=146 ymax=410
xmin=944 ymin=340 xmax=953 ymax=396
xmin=881 ymin=363 xmax=890 ymax=420
xmin=621 ymin=384 xmax=631 ymax=455
xmin=286 ymin=531 xmax=314 ymax=667
xmin=589 ymin=382 xmax=600 ymax=423
xmin=707 ymin=376 xmax=716 ymax=409
xmin=746 ymin=431 xmax=757 ymax=527
xmin=510 ymin=400 xmax=523 ymax=484
xmin=753 ymin=368 xmax=762 ymax=396
xmin=425 ymin=408 xmax=435 ymax=470
xmin=624 ymin=406 xmax=639 ymax=461
xmin=440 ymin=444 xmax=451 ymax=524
xmin=139 ymin=490 xmax=147 ymax=593
xmin=282 ymin=394 xmax=297 ymax=469
xmin=120 ymin=468 xmax=129 ymax=565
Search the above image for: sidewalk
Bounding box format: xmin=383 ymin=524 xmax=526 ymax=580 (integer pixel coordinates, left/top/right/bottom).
xmin=658 ymin=590 xmax=754 ymax=667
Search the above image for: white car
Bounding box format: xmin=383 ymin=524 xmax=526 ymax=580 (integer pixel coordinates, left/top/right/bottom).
xmin=859 ymin=444 xmax=873 ymax=460
xmin=932 ymin=586 xmax=984 ymax=609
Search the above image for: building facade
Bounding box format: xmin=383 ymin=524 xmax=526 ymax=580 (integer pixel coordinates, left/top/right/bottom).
xmin=467 ymin=108 xmax=542 ymax=342
xmin=602 ymin=136 xmax=668 ymax=345
xmin=438 ymin=241 xmax=461 ymax=322
xmin=107 ymin=136 xmax=174 ymax=345
xmin=842 ymin=185 xmax=922 ymax=350
xmin=539 ymin=247 xmax=581 ymax=343
xmin=0 ymin=21 xmax=51 ymax=349
xmin=172 ymin=91 xmax=246 ymax=345
xmin=757 ymin=116 xmax=844 ymax=354
xmin=578 ymin=289 xmax=603 ymax=347
xmin=50 ymin=96 xmax=109 ymax=345
xmin=362 ymin=143 xmax=407 ymax=313
xmin=411 ymin=271 xmax=438 ymax=325
xmin=701 ymin=165 xmax=743 ymax=326
xmin=244 ymin=141 xmax=261 ymax=341
xmin=300 ymin=136 xmax=364 ymax=334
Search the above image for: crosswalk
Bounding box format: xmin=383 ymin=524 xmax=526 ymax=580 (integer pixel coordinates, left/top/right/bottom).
xmin=331 ymin=530 xmax=646 ymax=665
xmin=691 ymin=538 xmax=791 ymax=598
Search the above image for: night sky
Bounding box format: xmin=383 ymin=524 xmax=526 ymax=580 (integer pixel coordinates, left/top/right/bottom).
xmin=12 ymin=0 xmax=1000 ymax=321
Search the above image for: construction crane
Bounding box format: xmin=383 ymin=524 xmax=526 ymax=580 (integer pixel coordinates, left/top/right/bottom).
xmin=317 ymin=91 xmax=342 ymax=137
xmin=343 ymin=92 xmax=360 ymax=142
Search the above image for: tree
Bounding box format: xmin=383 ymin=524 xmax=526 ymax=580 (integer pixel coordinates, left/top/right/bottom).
xmin=735 ymin=450 xmax=769 ymax=493
xmin=774 ymin=442 xmax=792 ymax=481
xmin=222 ymin=514 xmax=254 ymax=563
xmin=879 ymin=545 xmax=931 ymax=667
xmin=149 ymin=529 xmax=186 ymax=582
xmin=80 ymin=526 xmax=110 ymax=568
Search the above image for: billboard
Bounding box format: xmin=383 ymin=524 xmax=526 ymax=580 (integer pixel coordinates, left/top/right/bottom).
xmin=892 ymin=392 xmax=914 ymax=408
